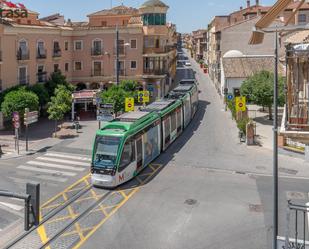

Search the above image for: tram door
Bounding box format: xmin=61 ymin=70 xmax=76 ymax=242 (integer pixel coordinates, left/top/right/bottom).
xmin=136 ymin=137 xmax=143 ymax=171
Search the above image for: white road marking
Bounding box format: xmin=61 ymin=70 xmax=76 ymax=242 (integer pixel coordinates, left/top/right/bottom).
xmin=33 ymin=174 xmax=68 ymax=183
xmin=44 ymin=153 xmax=91 ymax=161
xmin=27 ymin=161 xmax=85 ymax=172
xmin=36 ymin=157 xmax=89 ymax=167
xmin=0 ymin=201 xmax=23 ymax=211
xmin=17 ymin=165 xmax=76 ymax=177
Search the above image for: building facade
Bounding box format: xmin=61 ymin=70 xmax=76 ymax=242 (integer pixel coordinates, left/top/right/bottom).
xmin=0 ymin=0 xmax=177 ymax=100
xmin=191 ymin=29 xmax=207 ymax=61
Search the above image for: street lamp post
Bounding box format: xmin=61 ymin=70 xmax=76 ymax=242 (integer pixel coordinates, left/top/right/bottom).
xmin=273 ymin=28 xmax=279 ymax=249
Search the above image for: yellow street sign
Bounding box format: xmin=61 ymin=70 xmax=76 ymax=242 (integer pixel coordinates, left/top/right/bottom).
xmin=138 ymin=91 xmax=150 ymax=103
xmin=235 ymin=96 xmax=246 ymax=112
xmin=125 ymin=98 xmax=135 ymax=112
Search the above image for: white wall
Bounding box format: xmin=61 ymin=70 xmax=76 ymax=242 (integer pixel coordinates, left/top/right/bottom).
xmin=226 ymin=78 xmax=246 ymax=94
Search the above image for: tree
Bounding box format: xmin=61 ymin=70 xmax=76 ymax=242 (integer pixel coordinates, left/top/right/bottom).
xmin=27 ymin=84 xmax=49 ymax=110
xmin=100 ymin=85 xmax=132 ymax=114
xmin=45 ymin=71 xmax=70 ymax=97
xmin=1 ymin=88 xmax=39 ymax=118
xmin=0 ymin=85 xmax=21 ymax=106
xmin=240 ymin=70 xmax=285 ymax=120
xmin=47 ymin=85 xmax=72 ymax=134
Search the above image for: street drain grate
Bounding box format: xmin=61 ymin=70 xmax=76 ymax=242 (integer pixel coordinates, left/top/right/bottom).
xmin=185 ymin=199 xmax=198 ymax=206
xmin=249 ymin=204 xmax=263 ymax=213
xmin=279 ymin=168 xmax=298 ymax=175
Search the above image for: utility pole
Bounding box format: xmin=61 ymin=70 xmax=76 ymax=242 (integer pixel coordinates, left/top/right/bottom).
xmin=273 ymin=28 xmax=279 ymax=249
xmin=116 ymin=25 xmax=120 ymax=86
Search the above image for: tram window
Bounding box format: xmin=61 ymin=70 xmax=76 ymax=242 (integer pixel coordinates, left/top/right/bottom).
xmin=119 ymin=140 xmax=135 ymax=172
xmin=164 ymin=118 xmax=170 ymax=144
xmin=171 ymin=111 xmax=176 ymax=132
xmin=177 ymin=109 xmax=182 ymax=132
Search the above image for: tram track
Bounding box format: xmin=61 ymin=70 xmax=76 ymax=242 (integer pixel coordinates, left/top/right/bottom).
xmin=4 ymin=163 xmax=163 ymax=249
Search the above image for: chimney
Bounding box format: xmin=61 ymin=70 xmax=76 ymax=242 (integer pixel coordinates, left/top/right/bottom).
xmin=256 ymin=0 xmax=259 ymax=6
xmin=247 ymin=0 xmax=250 ymax=8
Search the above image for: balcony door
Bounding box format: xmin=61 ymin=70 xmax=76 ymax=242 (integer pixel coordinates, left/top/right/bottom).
xmin=18 ymin=66 xmax=27 ymax=85
xmin=93 ymin=61 xmax=102 ymax=76
xmin=93 ymin=40 xmax=102 ymax=55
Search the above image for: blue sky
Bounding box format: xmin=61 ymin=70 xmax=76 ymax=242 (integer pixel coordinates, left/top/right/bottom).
xmin=21 ymin=0 xmax=276 ymax=32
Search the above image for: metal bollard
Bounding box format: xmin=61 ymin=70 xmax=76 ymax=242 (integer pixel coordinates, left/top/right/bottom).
xmin=0 ymin=145 xmax=3 ymax=157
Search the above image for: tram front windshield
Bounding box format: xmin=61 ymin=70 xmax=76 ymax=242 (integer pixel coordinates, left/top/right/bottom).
xmin=93 ymin=136 xmax=121 ymax=170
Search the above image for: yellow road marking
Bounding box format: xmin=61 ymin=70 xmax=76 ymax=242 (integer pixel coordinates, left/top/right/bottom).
xmin=41 ymin=174 xmax=90 ymax=209
xmin=72 ymin=187 xmax=140 ymax=249
xmin=37 ymin=225 xmax=51 ymax=249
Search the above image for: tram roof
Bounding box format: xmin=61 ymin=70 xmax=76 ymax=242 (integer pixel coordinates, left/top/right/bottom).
xmin=115 ymin=111 xmax=151 ymax=123
xmin=142 ymin=99 xmax=178 ymax=112
xmin=173 ymin=85 xmax=194 ymax=92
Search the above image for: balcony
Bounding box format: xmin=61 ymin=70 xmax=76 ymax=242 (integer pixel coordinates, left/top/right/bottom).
xmin=37 ymin=72 xmax=47 ymax=83
xmin=18 ymin=75 xmax=30 ymax=85
xmin=92 ymin=70 xmax=104 ymax=77
xmin=143 ymin=68 xmax=168 ymax=75
xmin=53 ymin=49 xmax=62 ymax=58
xmin=37 ymin=50 xmax=47 ymax=59
xmin=17 ymin=51 xmax=30 ymax=60
xmin=113 ymin=47 xmax=126 ymax=56
xmin=91 ymin=48 xmax=103 ymax=56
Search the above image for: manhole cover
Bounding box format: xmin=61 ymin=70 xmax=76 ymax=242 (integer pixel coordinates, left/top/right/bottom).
xmin=185 ymin=199 xmax=197 ymax=206
xmin=279 ymin=168 xmax=298 ymax=175
xmin=249 ymin=204 xmax=263 ymax=212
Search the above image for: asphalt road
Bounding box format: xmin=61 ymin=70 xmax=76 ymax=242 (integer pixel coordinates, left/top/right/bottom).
xmin=80 ymin=52 xmax=309 ymax=249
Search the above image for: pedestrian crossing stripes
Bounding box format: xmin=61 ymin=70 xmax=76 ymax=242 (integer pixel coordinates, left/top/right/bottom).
xmin=1 ymin=152 xmax=92 ymax=216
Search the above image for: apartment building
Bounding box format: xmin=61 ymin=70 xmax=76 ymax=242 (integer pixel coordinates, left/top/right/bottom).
xmin=0 ymin=0 xmax=177 ymax=100
xmin=206 ymin=0 xmax=309 ymax=93
xmin=191 ymin=29 xmax=207 ymax=61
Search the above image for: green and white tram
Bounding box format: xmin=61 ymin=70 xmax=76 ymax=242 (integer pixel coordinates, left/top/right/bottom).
xmin=91 ymin=84 xmax=199 ymax=188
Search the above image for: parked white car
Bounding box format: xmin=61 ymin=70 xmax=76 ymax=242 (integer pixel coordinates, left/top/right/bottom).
xmin=185 ymin=61 xmax=191 ymax=67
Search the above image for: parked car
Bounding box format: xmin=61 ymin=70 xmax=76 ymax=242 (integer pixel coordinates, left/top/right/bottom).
xmin=185 ymin=61 xmax=191 ymax=67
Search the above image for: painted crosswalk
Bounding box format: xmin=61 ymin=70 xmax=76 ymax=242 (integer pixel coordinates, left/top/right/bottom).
xmin=0 ymin=152 xmax=91 ymax=217
xmin=13 ymin=151 xmax=90 ymax=185
xmin=0 ymin=138 xmax=29 ymax=155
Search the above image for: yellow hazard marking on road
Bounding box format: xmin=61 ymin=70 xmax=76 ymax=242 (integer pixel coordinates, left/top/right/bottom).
xmin=36 ymin=164 xmax=163 ymax=248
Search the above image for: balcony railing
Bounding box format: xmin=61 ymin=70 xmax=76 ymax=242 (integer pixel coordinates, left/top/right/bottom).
xmin=115 ymin=69 xmax=126 ymax=76
xmin=143 ymin=68 xmax=168 ymax=75
xmin=92 ymin=70 xmax=103 ymax=77
xmin=53 ymin=49 xmax=62 ymax=58
xmin=17 ymin=51 xmax=30 ymax=60
xmin=114 ymin=47 xmax=126 ymax=56
xmin=37 ymin=49 xmax=47 ymax=59
xmin=18 ymin=75 xmax=30 ymax=85
xmin=91 ymin=48 xmax=103 ymax=56
xmin=37 ymin=72 xmax=47 ymax=83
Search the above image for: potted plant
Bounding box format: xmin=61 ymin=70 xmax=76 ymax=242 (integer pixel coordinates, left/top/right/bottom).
xmin=199 ymin=60 xmax=204 ymax=68
xmin=203 ymin=63 xmax=208 ymax=74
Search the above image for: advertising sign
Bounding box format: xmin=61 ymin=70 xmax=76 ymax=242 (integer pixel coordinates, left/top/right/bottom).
xmin=97 ymin=103 xmax=114 ymax=122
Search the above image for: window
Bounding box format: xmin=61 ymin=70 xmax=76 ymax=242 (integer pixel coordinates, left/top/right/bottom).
xmin=93 ymin=61 xmax=102 ymax=76
xmin=74 ymin=40 xmax=83 ymax=50
xmin=101 ymin=21 xmax=107 ymax=27
xmin=64 ymin=41 xmax=69 ymax=51
xmin=65 ymin=62 xmax=69 ymax=72
xmin=171 ymin=111 xmax=177 ymax=132
xmin=37 ymin=65 xmax=46 ymax=83
xmin=298 ymin=14 xmax=306 ymax=23
xmin=37 ymin=41 xmax=46 ymax=58
xmin=74 ymin=61 xmax=82 ymax=71
xmin=118 ymin=140 xmax=135 ymax=172
xmin=54 ymin=64 xmax=59 ymax=72
xmin=93 ymin=40 xmax=102 ymax=55
xmin=155 ymin=39 xmax=160 ymax=48
xmin=18 ymin=40 xmax=29 ymax=60
xmin=130 ymin=61 xmax=137 ymax=69
xmin=130 ymin=39 xmax=137 ymax=49
xmin=18 ymin=66 xmax=27 ymax=85
xmin=118 ymin=39 xmax=125 ymax=55
xmin=53 ymin=41 xmax=60 ymax=51
xmin=164 ymin=117 xmax=170 ymax=145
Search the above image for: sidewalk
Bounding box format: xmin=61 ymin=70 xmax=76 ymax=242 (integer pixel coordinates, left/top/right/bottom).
xmin=0 ymin=117 xmax=98 ymax=159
